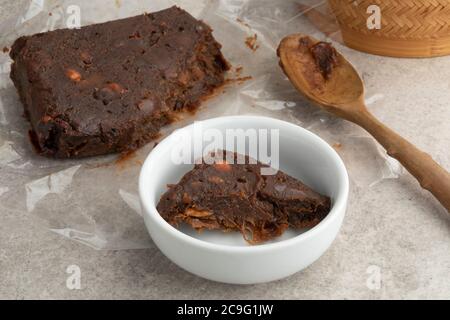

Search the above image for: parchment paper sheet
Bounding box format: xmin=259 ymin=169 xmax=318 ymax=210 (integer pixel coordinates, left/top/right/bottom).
xmin=0 ymin=0 xmax=402 ymax=249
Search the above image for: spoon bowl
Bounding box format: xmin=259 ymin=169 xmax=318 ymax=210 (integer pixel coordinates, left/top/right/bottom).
xmin=278 ymin=33 xmax=450 ymax=212
xmin=278 ymin=34 xmax=364 ymax=118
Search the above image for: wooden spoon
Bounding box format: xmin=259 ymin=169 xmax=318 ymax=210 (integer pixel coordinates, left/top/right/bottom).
xmin=278 ymin=33 xmax=450 ymax=212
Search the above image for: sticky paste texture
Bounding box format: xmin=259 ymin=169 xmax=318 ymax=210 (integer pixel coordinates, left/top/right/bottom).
xmin=9 ymin=6 xmax=229 ymax=158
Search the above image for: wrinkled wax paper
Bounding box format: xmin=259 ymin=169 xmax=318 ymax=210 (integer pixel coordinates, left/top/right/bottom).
xmin=0 ymin=0 xmax=402 ymax=249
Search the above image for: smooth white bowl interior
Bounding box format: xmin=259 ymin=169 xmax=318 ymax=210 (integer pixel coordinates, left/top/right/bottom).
xmin=139 ymin=115 xmax=348 ymax=283
xmin=140 ymin=115 xmax=348 ymax=248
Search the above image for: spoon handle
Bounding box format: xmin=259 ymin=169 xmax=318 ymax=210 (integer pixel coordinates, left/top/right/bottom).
xmin=350 ymin=105 xmax=450 ymax=212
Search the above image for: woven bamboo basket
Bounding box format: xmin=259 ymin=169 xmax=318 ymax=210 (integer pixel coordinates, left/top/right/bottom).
xmin=328 ymin=0 xmax=450 ymax=57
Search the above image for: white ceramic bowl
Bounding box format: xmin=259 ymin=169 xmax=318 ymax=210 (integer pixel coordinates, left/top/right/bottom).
xmin=139 ymin=115 xmax=348 ymax=284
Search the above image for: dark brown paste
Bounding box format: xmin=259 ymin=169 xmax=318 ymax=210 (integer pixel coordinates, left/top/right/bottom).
xmin=157 ymin=151 xmax=331 ymax=244
xmin=9 ymin=6 xmax=229 ymax=158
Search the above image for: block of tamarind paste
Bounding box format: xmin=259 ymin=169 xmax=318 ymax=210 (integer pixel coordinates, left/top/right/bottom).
xmin=157 ymin=152 xmax=331 ymax=244
xmin=9 ymin=6 xmax=229 ymax=158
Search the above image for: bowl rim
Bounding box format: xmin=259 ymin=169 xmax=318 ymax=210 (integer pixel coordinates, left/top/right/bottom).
xmin=139 ymin=115 xmax=349 ymax=253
